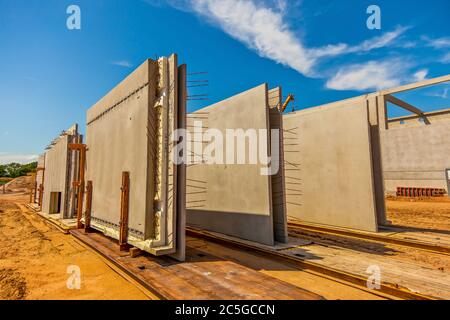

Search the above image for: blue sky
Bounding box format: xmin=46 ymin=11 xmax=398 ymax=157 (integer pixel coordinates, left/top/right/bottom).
xmin=0 ymin=0 xmax=449 ymax=164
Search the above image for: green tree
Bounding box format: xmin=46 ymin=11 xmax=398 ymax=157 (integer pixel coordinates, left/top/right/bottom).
xmin=0 ymin=162 xmax=37 ymax=178
xmin=0 ymin=165 xmax=6 ymax=177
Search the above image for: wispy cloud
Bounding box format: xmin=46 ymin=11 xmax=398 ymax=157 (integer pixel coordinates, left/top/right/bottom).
xmin=310 ymin=26 xmax=409 ymax=59
xmin=0 ymin=153 xmax=38 ymax=165
xmin=422 ymin=36 xmax=450 ymax=49
xmin=158 ymin=0 xmax=427 ymax=91
xmin=441 ymin=52 xmax=450 ymax=64
xmin=170 ymin=0 xmax=408 ymax=78
xmin=112 ymin=60 xmax=133 ymax=68
xmin=413 ymin=69 xmax=428 ymax=82
xmin=426 ymin=87 xmax=449 ymax=99
xmin=326 ymin=60 xmax=407 ymax=91
xmin=188 ymin=0 xmax=315 ymax=75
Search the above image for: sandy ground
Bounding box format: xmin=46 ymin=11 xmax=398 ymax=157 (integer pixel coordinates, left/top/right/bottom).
xmin=386 ymin=197 xmax=450 ymax=231
xmin=3 ymin=175 xmax=32 ymax=193
xmin=0 ymin=192 xmax=385 ymax=300
xmin=0 ymin=191 xmax=150 ymax=300
xmin=1 ymin=175 xmax=447 ymax=300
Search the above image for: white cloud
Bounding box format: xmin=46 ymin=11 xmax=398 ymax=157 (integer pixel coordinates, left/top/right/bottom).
xmin=112 ymin=60 xmax=133 ymax=68
xmin=325 ymin=60 xmax=407 ymax=91
xmin=437 ymin=88 xmax=448 ymax=99
xmin=173 ymin=0 xmax=407 ymax=77
xmin=0 ymin=154 xmax=38 ymax=165
xmin=188 ymin=0 xmax=315 ymax=75
xmin=441 ymin=52 xmax=450 ymax=64
xmin=311 ymin=26 xmax=409 ymax=58
xmin=427 ymin=88 xmax=449 ymax=99
xmin=422 ymin=36 xmax=450 ymax=49
xmin=160 ymin=0 xmax=421 ymax=91
xmin=413 ymin=69 xmax=428 ymax=82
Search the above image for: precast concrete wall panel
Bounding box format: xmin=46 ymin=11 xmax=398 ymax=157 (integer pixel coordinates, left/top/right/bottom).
xmin=381 ymin=117 xmax=450 ymax=194
xmin=86 ymin=56 xmax=185 ymax=260
xmin=86 ymin=60 xmax=155 ymax=239
xmin=42 ymin=125 xmax=79 ymax=219
xmin=283 ymin=102 xmax=379 ymax=232
xmin=186 ymin=84 xmax=287 ymax=246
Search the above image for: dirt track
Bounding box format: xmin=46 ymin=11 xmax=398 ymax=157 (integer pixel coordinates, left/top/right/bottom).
xmin=0 ymin=191 xmax=151 ymax=300
xmin=386 ymin=197 xmax=450 ymax=231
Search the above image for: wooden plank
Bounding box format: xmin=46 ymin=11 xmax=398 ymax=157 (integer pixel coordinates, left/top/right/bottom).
xmin=380 ymin=226 xmax=450 ymax=248
xmin=188 ymin=227 xmax=441 ymax=300
xmin=289 ymin=221 xmax=450 ymax=255
xmin=70 ymin=229 xmax=322 ymax=300
xmin=282 ymin=242 xmax=450 ymax=300
xmin=68 ymin=143 xmax=86 ymax=150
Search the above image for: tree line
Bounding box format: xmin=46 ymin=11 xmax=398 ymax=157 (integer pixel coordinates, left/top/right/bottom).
xmin=0 ymin=162 xmax=38 ymax=178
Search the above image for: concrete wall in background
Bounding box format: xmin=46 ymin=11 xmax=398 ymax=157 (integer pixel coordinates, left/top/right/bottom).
xmin=186 ymin=84 xmax=287 ymax=246
xmin=283 ymin=100 xmax=381 ymax=232
xmin=382 ymin=109 xmax=450 ymax=194
xmin=42 ymin=125 xmax=79 ymax=219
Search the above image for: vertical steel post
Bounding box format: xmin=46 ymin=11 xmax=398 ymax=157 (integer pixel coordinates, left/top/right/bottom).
xmin=119 ymin=171 xmax=130 ymax=251
xmin=38 ymin=184 xmax=44 ymax=208
xmin=76 ymin=143 xmax=86 ymax=229
xmin=33 ymin=181 xmax=37 ymax=203
xmin=84 ymin=180 xmax=92 ymax=233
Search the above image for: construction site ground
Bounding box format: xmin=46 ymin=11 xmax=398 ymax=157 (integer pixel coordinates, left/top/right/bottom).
xmin=386 ymin=196 xmax=450 ymax=231
xmin=0 ymin=177 xmax=449 ymax=300
xmin=0 ymin=188 xmax=381 ymax=300
xmin=0 ymin=191 xmax=152 ymax=300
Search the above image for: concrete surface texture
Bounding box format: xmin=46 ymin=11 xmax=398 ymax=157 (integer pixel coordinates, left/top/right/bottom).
xmin=283 ymin=100 xmax=381 ymax=232
xmin=381 ymin=108 xmax=450 ymax=194
xmin=41 ymin=124 xmax=80 ymax=219
xmin=186 ymin=84 xmax=287 ymax=246
xmin=268 ymin=87 xmax=288 ymax=243
xmin=85 ymin=55 xmax=186 ymax=260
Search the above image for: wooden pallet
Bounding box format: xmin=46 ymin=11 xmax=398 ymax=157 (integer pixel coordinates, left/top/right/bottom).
xmin=397 ymin=187 xmax=446 ymax=197
xmin=70 ymin=229 xmax=323 ymax=300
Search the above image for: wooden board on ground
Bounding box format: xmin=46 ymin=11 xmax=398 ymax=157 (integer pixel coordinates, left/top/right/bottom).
xmin=283 ymin=236 xmax=450 ymax=300
xmin=189 ymin=227 xmax=450 ymax=300
xmin=70 ymin=229 xmax=322 ymax=300
xmin=379 ymin=225 xmax=450 ymax=248
xmin=288 ymin=220 xmax=450 ymax=254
